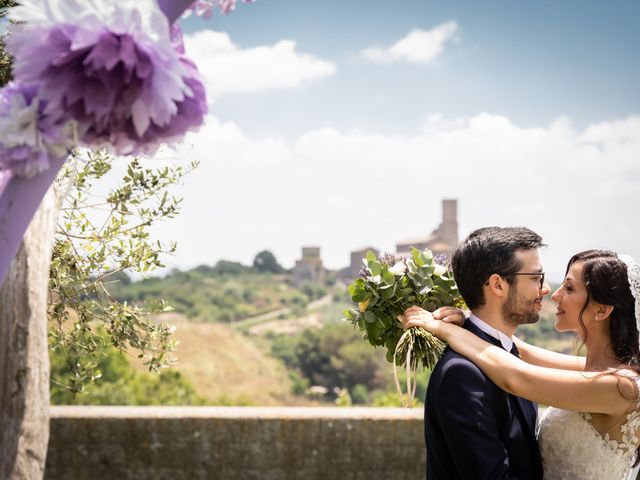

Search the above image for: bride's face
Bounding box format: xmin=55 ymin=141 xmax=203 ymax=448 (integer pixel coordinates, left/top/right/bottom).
xmin=551 ymin=261 xmax=593 ymax=335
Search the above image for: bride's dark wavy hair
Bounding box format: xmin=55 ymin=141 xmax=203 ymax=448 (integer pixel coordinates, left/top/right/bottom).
xmin=567 ymin=249 xmax=640 ymax=465
xmin=568 ymin=250 xmax=639 ymax=370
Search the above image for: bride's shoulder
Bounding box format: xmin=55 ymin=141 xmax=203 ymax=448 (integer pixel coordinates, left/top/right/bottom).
xmin=608 ymin=368 xmax=640 ymax=405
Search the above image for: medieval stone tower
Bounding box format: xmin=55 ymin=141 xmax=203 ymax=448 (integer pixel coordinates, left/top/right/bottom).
xmin=395 ymin=199 xmax=459 ymax=258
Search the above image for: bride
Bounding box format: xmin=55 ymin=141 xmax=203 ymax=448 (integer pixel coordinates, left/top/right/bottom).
xmin=404 ymin=249 xmax=640 ymax=480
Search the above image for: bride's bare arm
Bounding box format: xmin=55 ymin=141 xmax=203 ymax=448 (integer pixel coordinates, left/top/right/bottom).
xmin=404 ymin=306 xmax=636 ymax=416
xmin=513 ymin=337 xmax=586 ymax=371
xmin=432 ymin=306 xmax=587 ymax=371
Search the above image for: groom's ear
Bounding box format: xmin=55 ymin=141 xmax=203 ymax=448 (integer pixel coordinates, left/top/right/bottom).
xmin=485 ymin=273 xmax=508 ymax=298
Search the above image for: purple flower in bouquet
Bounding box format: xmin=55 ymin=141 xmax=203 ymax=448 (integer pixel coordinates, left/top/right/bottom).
xmin=0 ymin=82 xmax=73 ymax=178
xmin=434 ymin=253 xmax=449 ymax=267
xmin=7 ymin=0 xmax=208 ymax=156
xmin=184 ymin=0 xmax=255 ymax=19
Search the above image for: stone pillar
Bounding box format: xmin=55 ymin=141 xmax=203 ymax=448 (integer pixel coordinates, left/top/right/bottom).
xmin=0 ymin=184 xmax=60 ymax=480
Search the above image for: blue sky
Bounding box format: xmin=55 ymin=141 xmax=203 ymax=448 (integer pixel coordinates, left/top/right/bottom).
xmin=135 ymin=0 xmax=640 ymax=281
xmin=181 ymin=0 xmax=640 ymax=134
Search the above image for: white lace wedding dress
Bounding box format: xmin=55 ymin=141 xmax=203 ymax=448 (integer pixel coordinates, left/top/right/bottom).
xmin=537 ymin=375 xmax=640 ymax=480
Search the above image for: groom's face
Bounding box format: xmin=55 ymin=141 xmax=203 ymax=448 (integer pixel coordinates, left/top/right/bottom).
xmin=502 ymin=249 xmax=547 ymax=326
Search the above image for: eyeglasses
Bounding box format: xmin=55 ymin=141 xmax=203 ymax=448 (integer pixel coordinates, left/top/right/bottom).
xmin=484 ymin=272 xmax=546 ymax=289
xmin=510 ymin=272 xmax=546 ymax=289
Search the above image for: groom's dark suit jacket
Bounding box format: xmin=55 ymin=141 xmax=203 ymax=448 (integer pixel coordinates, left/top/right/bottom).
xmin=424 ymin=321 xmax=543 ymax=480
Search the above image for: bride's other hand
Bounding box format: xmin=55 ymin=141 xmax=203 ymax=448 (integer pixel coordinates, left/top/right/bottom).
xmin=402 ymin=306 xmax=439 ymax=334
xmin=433 ymin=306 xmax=467 ymax=326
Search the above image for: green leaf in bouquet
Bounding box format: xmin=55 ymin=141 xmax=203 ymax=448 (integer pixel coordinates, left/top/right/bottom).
xmin=368 ymin=333 xmax=379 ymax=346
xmin=403 ymin=295 xmax=416 ymax=304
xmin=342 ymin=309 xmax=355 ymax=321
xmin=382 ymin=267 xmax=396 ymax=285
xmin=432 ymin=287 xmax=453 ymax=305
xmin=406 ymin=258 xmax=417 ymax=275
xmin=419 ymin=285 xmax=433 ymax=295
xmin=420 ymin=249 xmax=434 ymax=264
xmin=422 ymin=275 xmax=435 ymax=288
xmin=414 ymin=275 xmax=433 ymax=293
xmin=369 ymin=260 xmax=382 ymax=276
xmin=385 ymin=337 xmax=397 ymax=351
xmin=422 ymin=301 xmax=437 ymax=311
xmin=353 ymin=290 xmax=368 ymax=302
xmin=433 ymin=275 xmax=453 ymax=289
xmin=386 ymin=350 xmax=394 ymax=363
xmin=366 ymin=250 xmax=377 ymax=263
xmin=373 ymin=322 xmax=386 ymax=341
xmin=420 ymin=264 xmax=435 ymax=276
xmin=411 ymin=247 xmax=424 ymax=267
xmin=349 ymin=282 xmax=368 ymax=300
xmin=364 ymin=310 xmax=377 ymax=324
xmin=380 ymin=283 xmax=397 ymax=299
xmin=400 ymin=289 xmax=414 ymax=300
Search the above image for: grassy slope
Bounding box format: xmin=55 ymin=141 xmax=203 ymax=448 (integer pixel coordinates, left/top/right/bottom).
xmin=137 ymin=313 xmax=314 ymax=406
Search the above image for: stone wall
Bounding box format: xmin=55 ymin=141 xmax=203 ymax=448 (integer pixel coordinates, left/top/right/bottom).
xmin=45 ymin=406 xmax=426 ymax=480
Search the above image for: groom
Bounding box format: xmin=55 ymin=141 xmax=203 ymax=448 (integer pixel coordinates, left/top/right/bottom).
xmin=421 ymin=227 xmax=547 ymax=479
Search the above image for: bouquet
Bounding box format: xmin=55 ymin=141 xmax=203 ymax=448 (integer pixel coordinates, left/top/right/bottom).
xmin=344 ymin=248 xmax=465 ymax=405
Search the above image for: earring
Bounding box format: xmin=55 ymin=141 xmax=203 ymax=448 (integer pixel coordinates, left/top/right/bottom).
xmin=595 ymin=315 xmax=600 ymax=321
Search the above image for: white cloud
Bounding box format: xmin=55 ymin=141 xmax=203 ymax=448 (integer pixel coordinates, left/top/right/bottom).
xmin=580 ymin=116 xmax=640 ymax=144
xmin=184 ymin=30 xmax=336 ymax=99
xmin=361 ymin=21 xmax=458 ymax=64
xmin=142 ymin=112 xmax=640 ymax=282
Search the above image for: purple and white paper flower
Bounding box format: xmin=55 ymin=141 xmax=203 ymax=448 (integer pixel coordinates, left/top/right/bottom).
xmin=184 ymin=0 xmax=254 ymax=19
xmin=0 ymin=82 xmax=73 ymax=178
xmin=6 ymin=0 xmax=207 ymax=157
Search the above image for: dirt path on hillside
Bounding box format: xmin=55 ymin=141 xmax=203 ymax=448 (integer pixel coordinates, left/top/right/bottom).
xmin=247 ymin=313 xmax=324 ymax=335
xmin=232 ymin=293 xmax=333 ymax=332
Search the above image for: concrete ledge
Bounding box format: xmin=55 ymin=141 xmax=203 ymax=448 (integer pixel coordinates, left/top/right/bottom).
xmin=46 ymin=406 xmax=426 ymax=480
xmin=49 ymin=405 xmax=424 ymax=419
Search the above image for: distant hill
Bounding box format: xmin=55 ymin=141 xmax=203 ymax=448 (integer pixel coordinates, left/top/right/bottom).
xmin=108 ymin=262 xmax=329 ymax=323
xmin=111 ymin=265 xmax=575 ymax=351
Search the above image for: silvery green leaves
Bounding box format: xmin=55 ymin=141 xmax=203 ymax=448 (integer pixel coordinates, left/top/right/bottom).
xmin=344 ymin=247 xmax=465 ymax=371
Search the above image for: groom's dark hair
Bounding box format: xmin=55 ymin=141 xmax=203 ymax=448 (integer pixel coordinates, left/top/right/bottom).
xmin=452 ymin=226 xmax=544 ymax=309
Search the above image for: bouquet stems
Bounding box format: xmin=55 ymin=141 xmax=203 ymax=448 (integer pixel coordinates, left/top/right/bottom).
xmin=393 ymin=326 xmax=445 ymax=407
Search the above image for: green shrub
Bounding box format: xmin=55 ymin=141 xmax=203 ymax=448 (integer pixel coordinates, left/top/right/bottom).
xmin=350 ymin=384 xmax=370 ymax=404
xmin=50 ymin=332 xmax=206 ymax=406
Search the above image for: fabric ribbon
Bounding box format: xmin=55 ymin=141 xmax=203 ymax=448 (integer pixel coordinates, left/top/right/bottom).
xmin=0 ymin=156 xmax=66 ymax=284
xmin=393 ymin=328 xmax=418 ymax=408
xmin=157 ymin=0 xmax=196 ymax=23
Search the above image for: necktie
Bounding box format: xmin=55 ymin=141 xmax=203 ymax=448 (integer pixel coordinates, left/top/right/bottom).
xmin=510 ymin=343 xmax=520 ymax=358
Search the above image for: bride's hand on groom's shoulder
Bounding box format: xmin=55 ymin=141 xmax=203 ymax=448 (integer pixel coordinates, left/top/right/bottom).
xmin=401 ymin=305 xmax=467 ymax=334
xmin=433 ymin=306 xmax=467 ymax=326
xmin=402 ymin=306 xmax=436 ymax=331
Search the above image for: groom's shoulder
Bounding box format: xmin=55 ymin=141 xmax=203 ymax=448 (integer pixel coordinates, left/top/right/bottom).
xmin=430 ymin=347 xmax=490 ymax=386
xmin=435 ymin=347 xmax=481 ymax=372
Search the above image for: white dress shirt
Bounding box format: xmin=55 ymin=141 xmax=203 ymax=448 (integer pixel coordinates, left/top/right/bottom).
xmin=467 ymin=313 xmax=514 ymax=351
